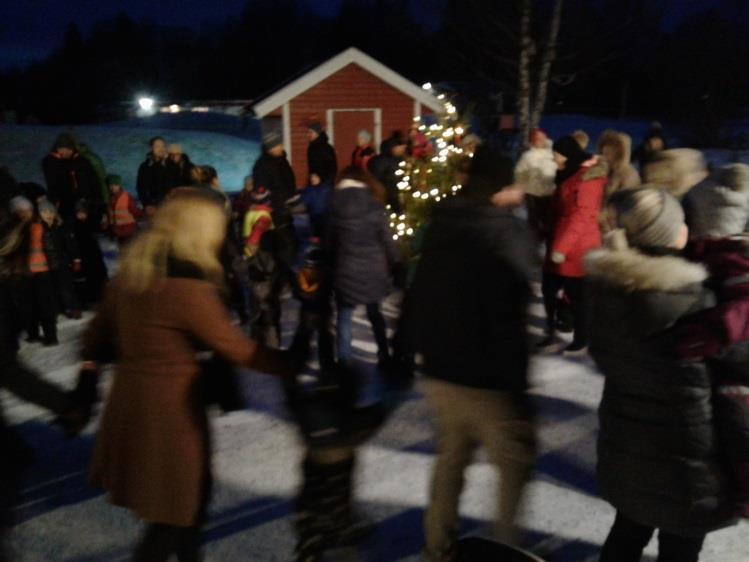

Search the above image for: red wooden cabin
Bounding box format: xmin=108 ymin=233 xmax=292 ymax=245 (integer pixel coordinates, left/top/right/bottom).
xmin=249 ymin=47 xmax=442 ymax=186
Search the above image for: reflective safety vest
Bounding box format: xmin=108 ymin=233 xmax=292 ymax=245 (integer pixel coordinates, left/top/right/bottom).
xmin=28 ymin=222 xmax=49 ymax=273
xmin=111 ymin=192 xmax=136 ymax=226
xmin=243 ymin=207 xmax=274 ymax=238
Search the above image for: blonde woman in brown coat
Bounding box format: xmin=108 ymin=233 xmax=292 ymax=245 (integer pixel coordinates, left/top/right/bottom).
xmin=78 ymin=189 xmax=295 ymax=561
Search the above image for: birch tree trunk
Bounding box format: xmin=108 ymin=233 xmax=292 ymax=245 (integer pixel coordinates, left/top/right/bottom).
xmin=517 ymin=0 xmax=533 ymax=149
xmin=530 ymin=0 xmax=563 ymax=130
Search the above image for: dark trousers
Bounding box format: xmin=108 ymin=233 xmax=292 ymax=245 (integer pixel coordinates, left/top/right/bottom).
xmin=599 ymin=512 xmax=706 ymax=562
xmin=51 ymin=268 xmax=80 ymax=313
xmin=293 ymin=304 xmax=336 ymax=376
xmin=18 ymin=273 xmax=58 ymax=341
xmin=541 ymin=272 xmax=588 ymax=346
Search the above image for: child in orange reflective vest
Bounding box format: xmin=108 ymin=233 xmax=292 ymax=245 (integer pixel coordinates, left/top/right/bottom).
xmin=106 ymin=175 xmax=142 ymax=246
xmin=243 ymin=186 xmax=274 ymax=258
xmin=7 ymin=196 xmax=59 ymax=346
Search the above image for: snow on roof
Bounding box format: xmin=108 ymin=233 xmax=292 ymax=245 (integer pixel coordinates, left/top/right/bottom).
xmin=251 ymin=47 xmax=442 ymax=117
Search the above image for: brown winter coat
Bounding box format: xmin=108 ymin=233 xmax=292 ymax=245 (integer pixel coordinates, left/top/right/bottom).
xmin=83 ymin=277 xmax=290 ymax=526
xmin=597 ymin=131 xmax=641 ymax=232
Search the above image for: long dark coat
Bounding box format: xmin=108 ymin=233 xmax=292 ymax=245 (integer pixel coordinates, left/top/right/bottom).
xmin=586 ymin=247 xmax=737 ymax=536
xmin=42 ymin=152 xmax=102 ymax=220
xmin=326 ymin=183 xmax=398 ymax=306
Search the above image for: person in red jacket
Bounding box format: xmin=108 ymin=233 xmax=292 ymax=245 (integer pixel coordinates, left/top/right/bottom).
xmin=539 ymin=135 xmax=608 ymax=356
xmin=106 ymin=175 xmax=142 ymax=247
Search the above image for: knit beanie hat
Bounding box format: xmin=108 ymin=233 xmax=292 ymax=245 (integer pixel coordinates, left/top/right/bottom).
xmin=553 ymin=135 xmax=588 ymax=161
xmin=37 ymin=199 xmax=57 ymax=215
xmin=262 ymin=130 xmax=283 ymax=150
xmin=461 ymin=144 xmax=515 ymax=203
xmin=308 ymin=122 xmax=322 ymax=135
xmin=106 ymin=174 xmax=122 ymax=187
xmin=357 ymin=129 xmax=372 ymax=144
xmin=685 ymin=163 xmax=749 ymax=238
xmin=553 ymin=135 xmax=591 ymax=185
xmin=9 ymin=195 xmax=32 ymax=213
xmin=611 ymin=188 xmax=685 ymax=249
xmin=251 ymin=186 xmax=271 ymax=205
xmin=52 ymin=132 xmax=77 ymax=151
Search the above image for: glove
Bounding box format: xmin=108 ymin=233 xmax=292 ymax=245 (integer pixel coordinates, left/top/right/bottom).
xmin=551 ymin=251 xmax=566 ymax=264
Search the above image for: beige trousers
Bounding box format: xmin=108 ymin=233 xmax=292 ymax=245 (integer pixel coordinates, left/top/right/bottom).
xmin=422 ymin=378 xmax=537 ymax=559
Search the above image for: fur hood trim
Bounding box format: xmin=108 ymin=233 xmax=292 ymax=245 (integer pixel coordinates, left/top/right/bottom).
xmin=585 ymin=248 xmax=707 ymax=292
xmin=582 ymin=156 xmax=609 ymax=181
xmin=598 ymin=130 xmax=632 ymax=173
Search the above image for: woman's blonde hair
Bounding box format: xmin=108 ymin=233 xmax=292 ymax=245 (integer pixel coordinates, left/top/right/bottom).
xmin=118 ymin=189 xmax=227 ymax=292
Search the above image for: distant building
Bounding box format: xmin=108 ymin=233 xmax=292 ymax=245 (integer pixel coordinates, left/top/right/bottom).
xmin=247 ymin=47 xmax=442 ymax=186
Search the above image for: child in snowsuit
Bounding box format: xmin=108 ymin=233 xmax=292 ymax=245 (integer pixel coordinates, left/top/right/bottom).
xmin=106 ymin=174 xmax=142 ymax=247
xmin=38 ymin=199 xmax=81 ymax=319
xmin=243 ymin=187 xmax=281 ymax=346
xmin=292 ymin=239 xmax=335 ymax=376
xmin=284 ymin=256 xmax=383 ymax=561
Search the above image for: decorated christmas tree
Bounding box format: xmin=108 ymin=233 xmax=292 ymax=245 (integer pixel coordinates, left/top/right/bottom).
xmin=387 ymin=96 xmax=474 ymax=243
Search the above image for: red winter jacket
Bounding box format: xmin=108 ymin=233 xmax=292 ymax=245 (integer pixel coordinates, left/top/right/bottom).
xmin=545 ymin=159 xmax=607 ymax=277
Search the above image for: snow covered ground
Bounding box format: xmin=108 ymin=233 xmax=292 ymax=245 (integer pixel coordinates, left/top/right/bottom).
xmin=3 ymin=284 xmax=748 ymax=562
xmin=0 ymin=124 xmax=260 ymax=193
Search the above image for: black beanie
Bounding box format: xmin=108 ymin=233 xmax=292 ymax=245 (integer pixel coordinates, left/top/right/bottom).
xmin=52 ymin=132 xmax=77 ymax=152
xmin=552 ymin=135 xmax=588 ymax=161
xmin=552 ymin=135 xmax=591 ymax=185
xmin=462 ymin=144 xmax=515 ymax=202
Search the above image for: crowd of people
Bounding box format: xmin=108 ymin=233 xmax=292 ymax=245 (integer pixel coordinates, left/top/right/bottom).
xmin=1 ymin=118 xmax=748 ymax=562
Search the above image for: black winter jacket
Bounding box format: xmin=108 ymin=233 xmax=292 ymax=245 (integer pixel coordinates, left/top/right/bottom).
xmin=407 ymin=197 xmax=534 ymax=392
xmin=367 ymin=139 xmax=401 ymax=211
xmin=586 ymin=247 xmax=737 ymax=536
xmin=307 ymin=133 xmax=338 ymax=183
xmin=42 ymin=152 xmax=102 ymax=220
xmin=326 ymin=182 xmax=399 ymax=305
xmin=43 ymin=222 xmax=78 ymax=272
xmin=136 ymin=154 xmax=173 ymax=207
xmin=252 ymin=152 xmax=296 ymax=226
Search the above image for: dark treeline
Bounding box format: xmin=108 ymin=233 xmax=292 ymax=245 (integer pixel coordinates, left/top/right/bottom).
xmin=1 ymin=0 xmax=747 ymax=133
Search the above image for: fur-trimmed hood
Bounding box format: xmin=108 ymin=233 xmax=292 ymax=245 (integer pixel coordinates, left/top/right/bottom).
xmin=581 ymin=156 xmax=609 ymax=182
xmin=598 ymin=130 xmax=632 ymax=173
xmin=585 ymin=247 xmax=707 ymax=292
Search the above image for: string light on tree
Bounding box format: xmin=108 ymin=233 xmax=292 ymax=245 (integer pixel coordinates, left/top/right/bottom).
xmin=389 ymin=88 xmax=473 ymax=242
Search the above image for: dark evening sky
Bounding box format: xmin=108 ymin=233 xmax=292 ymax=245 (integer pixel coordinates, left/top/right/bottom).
xmin=0 ymin=0 xmax=734 ymax=70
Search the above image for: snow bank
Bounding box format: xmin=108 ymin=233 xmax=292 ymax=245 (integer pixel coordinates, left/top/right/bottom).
xmin=0 ymin=124 xmax=260 ymax=193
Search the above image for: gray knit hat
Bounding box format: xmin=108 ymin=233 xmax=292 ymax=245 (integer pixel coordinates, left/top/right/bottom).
xmin=685 ymin=163 xmax=749 ymax=238
xmin=262 ymin=130 xmax=283 ymax=150
xmin=9 ymin=195 xmax=32 ymax=213
xmin=611 ymin=187 xmax=685 ymax=249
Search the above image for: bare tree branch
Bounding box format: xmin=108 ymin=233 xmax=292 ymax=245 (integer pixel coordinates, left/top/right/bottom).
xmin=530 ymin=0 xmax=563 ymax=128
xmin=517 ymin=0 xmax=533 ymax=148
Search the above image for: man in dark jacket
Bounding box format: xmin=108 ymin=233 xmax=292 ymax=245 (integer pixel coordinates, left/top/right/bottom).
xmin=407 ymin=145 xmax=537 ymax=561
xmin=136 ymin=136 xmax=172 ymax=213
xmin=367 ymin=132 xmax=408 ymax=212
xmin=306 ymin=122 xmax=337 ymax=184
xmin=167 ymin=143 xmax=194 ymax=188
xmin=252 ymin=131 xmax=298 ymax=275
xmin=41 ymin=132 xmax=102 ymax=222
